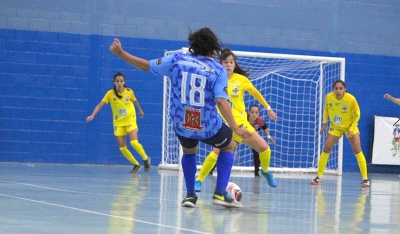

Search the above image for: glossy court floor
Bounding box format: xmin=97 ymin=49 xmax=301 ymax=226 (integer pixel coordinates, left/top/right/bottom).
xmin=1 ymin=162 xmax=400 ymax=234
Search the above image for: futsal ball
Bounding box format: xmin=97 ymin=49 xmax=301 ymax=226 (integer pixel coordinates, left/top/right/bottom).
xmin=226 ymin=182 xmax=242 ymax=201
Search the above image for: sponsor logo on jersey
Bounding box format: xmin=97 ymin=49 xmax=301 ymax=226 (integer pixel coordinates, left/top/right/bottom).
xmin=119 ymin=108 xmax=127 ymax=116
xmin=333 ymin=115 xmax=342 ymax=125
xmin=156 ymin=58 xmax=162 ymax=65
xmin=178 ymin=59 xmax=215 ymax=74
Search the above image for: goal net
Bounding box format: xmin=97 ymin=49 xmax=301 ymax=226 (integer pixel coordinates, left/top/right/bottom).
xmin=160 ymin=48 xmax=345 ymax=175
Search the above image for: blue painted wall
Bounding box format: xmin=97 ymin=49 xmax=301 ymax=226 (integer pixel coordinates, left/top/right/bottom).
xmin=0 ymin=0 xmax=399 ymax=172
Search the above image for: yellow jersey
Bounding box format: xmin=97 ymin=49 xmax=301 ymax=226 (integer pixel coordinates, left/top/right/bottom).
xmin=226 ymin=73 xmax=270 ymax=123
xmin=102 ymin=88 xmax=137 ymax=126
xmin=323 ymin=92 xmax=360 ymax=132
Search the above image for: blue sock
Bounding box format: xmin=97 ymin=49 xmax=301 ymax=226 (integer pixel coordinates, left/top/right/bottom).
xmin=181 ymin=154 xmax=197 ymax=197
xmin=215 ymin=151 xmax=234 ymax=195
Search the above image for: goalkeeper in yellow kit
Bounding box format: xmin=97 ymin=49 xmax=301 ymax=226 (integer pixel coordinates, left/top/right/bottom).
xmin=195 ymin=48 xmax=278 ymax=191
xmin=311 ymin=80 xmax=369 ymax=187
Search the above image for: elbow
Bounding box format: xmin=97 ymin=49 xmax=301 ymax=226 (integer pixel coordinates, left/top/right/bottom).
xmin=142 ymin=61 xmax=151 ymax=71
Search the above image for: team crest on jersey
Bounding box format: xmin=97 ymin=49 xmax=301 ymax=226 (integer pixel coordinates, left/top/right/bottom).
xmin=181 ymin=108 xmax=204 ymax=131
xmin=124 ymin=95 xmax=130 ymax=104
xmin=231 ymin=86 xmax=239 ymax=97
xmin=156 ymin=58 xmax=162 ymax=65
xmin=341 ymin=102 xmax=348 ymax=113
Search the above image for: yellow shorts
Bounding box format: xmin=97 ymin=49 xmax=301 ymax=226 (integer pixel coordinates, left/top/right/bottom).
xmin=114 ymin=123 xmax=138 ymax=136
xmin=328 ymin=126 xmax=360 ymax=138
xmin=233 ymin=120 xmax=255 ymax=143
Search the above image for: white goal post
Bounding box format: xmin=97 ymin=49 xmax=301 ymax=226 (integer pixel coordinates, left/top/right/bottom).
xmin=160 ymin=48 xmax=345 ymax=175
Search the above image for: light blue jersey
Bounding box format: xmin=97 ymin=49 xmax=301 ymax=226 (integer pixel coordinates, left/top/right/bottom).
xmin=150 ymin=53 xmax=229 ymax=140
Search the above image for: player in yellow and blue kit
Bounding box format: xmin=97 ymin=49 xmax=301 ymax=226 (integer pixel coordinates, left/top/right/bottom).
xmin=109 ymin=28 xmax=251 ymax=208
xmin=311 ymin=80 xmax=369 ymax=187
xmin=86 ymin=72 xmax=151 ymax=173
xmin=195 ymin=48 xmax=279 ymax=191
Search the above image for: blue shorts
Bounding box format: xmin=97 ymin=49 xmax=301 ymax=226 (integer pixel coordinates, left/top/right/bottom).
xmin=176 ymin=122 xmax=233 ymax=149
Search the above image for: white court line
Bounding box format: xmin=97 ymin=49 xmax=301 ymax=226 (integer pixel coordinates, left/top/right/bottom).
xmin=0 ymin=193 xmax=210 ymax=234
xmin=1 ymin=180 xmax=160 ymax=200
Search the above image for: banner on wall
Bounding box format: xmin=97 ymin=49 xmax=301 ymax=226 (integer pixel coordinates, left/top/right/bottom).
xmin=372 ymin=115 xmax=400 ymax=165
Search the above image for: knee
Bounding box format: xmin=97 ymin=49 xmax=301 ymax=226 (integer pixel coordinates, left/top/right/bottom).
xmin=181 ymin=154 xmax=196 ymax=165
xmin=322 ymin=146 xmax=333 ymax=153
xmin=182 ymin=147 xmax=198 ymax=155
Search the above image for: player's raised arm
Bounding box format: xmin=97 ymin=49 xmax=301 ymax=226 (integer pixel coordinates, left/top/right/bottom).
xmin=109 ymin=38 xmax=150 ymax=71
xmin=384 ymin=94 xmax=400 ymax=105
xmin=248 ymin=83 xmax=278 ymax=122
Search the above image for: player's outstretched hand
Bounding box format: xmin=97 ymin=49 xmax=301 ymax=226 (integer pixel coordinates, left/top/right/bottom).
xmin=347 ymin=130 xmax=354 ymax=139
xmin=234 ymin=128 xmax=251 ymax=139
xmin=268 ymin=109 xmax=278 ymax=122
xmin=319 ymin=123 xmax=327 ymax=135
xmin=384 ymin=94 xmax=392 ymax=99
xmin=268 ymin=137 xmax=276 ymax=145
xmin=110 ymin=38 xmax=123 ymax=56
xmin=86 ymin=116 xmax=94 ymax=122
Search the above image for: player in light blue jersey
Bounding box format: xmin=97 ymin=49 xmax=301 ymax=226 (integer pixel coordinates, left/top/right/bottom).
xmin=110 ymin=27 xmax=250 ymax=208
xmin=151 ymin=53 xmax=228 ymax=140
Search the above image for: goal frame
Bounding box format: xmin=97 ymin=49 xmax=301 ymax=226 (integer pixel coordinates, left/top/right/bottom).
xmin=159 ymin=48 xmax=345 ymax=176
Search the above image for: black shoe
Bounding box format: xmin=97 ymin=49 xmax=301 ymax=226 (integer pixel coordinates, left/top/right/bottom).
xmin=181 ymin=195 xmax=197 ymax=208
xmin=130 ymin=165 xmax=141 ymax=173
xmin=144 ymin=158 xmax=151 ymax=172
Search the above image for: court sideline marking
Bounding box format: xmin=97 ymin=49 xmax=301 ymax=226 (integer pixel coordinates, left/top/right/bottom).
xmin=0 ymin=193 xmax=210 ymax=234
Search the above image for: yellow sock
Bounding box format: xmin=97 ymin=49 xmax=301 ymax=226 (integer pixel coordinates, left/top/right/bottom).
xmin=197 ymin=151 xmax=218 ymax=182
xmin=355 ymin=152 xmax=368 ymax=180
xmin=119 ymin=146 xmax=139 ymax=165
xmin=259 ymin=147 xmax=271 ymax=172
xmin=317 ymin=151 xmax=329 ymax=178
xmin=130 ymin=140 xmax=148 ymax=160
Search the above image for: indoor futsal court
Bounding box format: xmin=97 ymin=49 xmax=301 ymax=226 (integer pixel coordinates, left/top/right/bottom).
xmin=1 ymin=162 xmax=399 ymax=234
